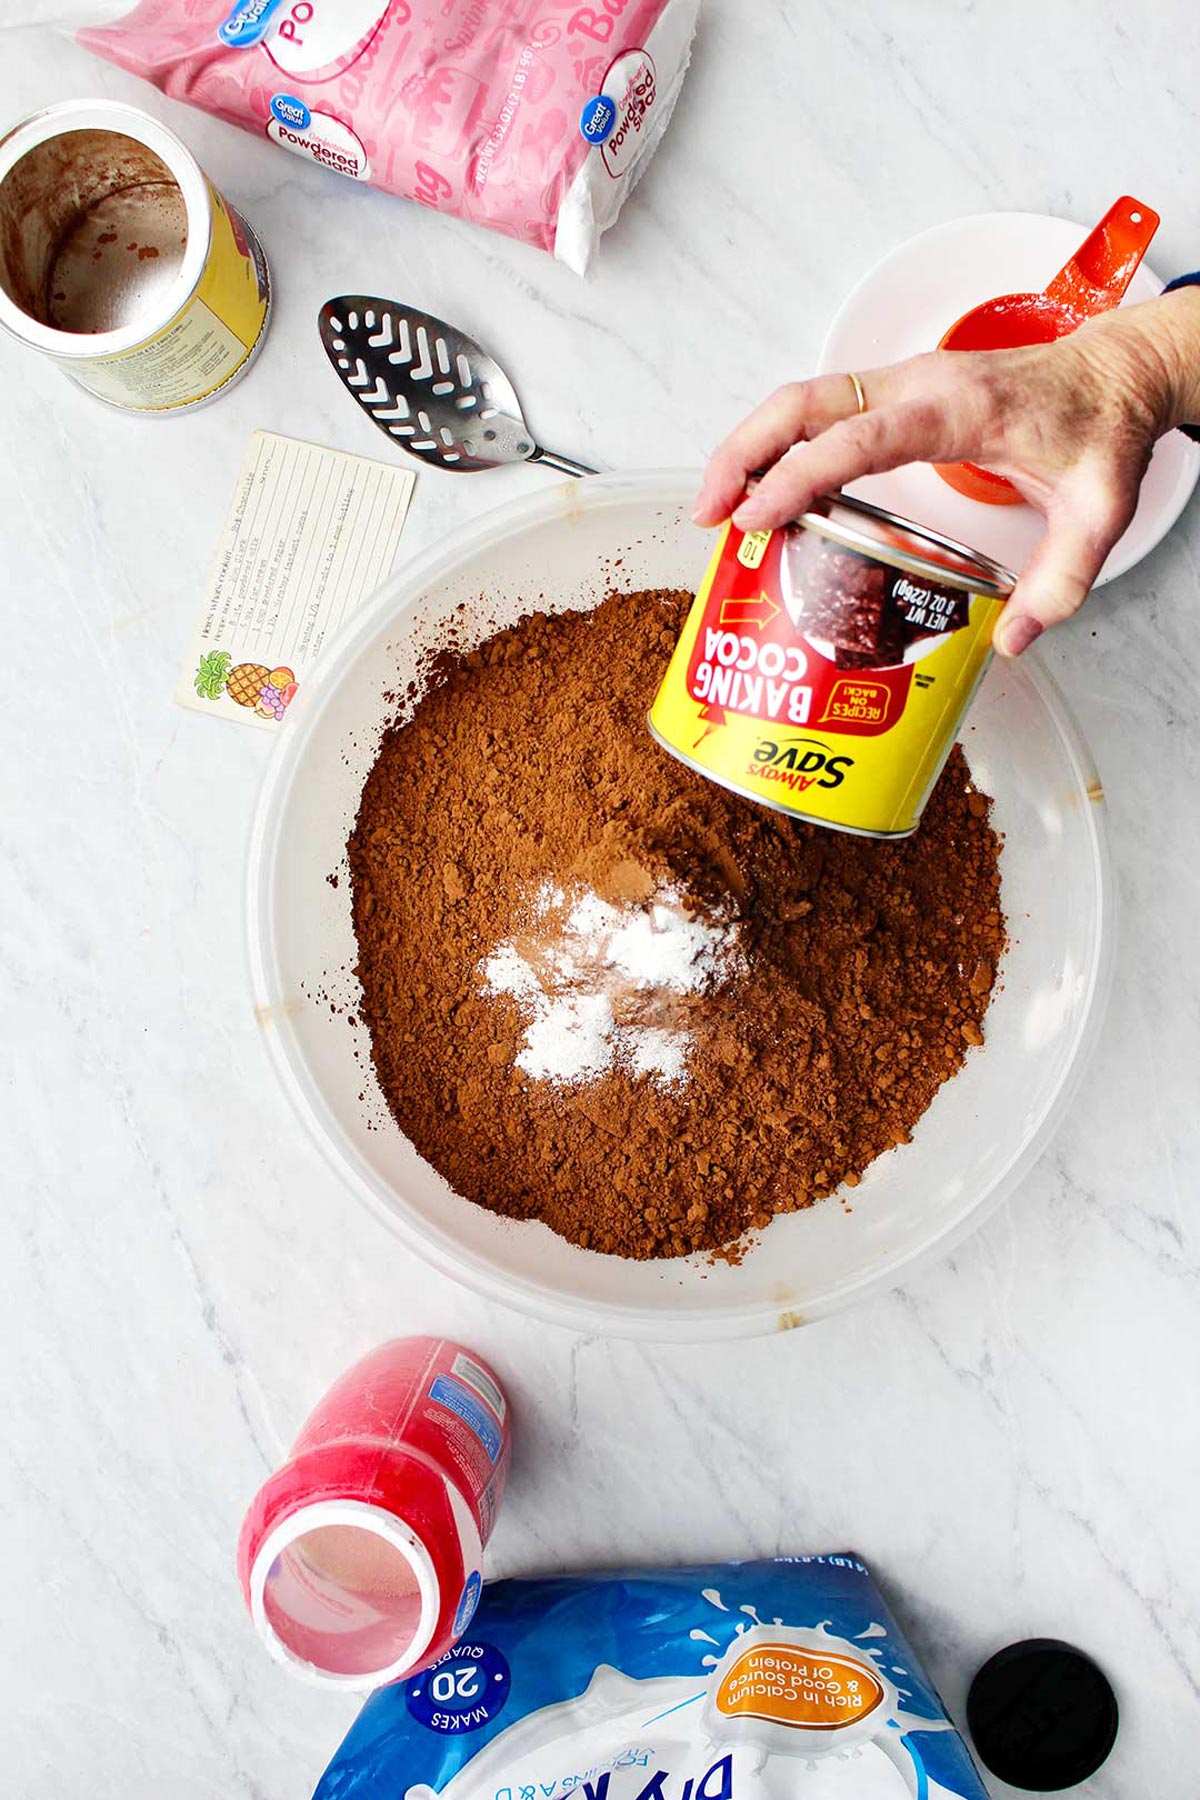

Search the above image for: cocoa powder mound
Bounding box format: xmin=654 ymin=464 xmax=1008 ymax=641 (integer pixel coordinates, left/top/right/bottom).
xmin=348 ymin=589 xmax=1006 ymax=1261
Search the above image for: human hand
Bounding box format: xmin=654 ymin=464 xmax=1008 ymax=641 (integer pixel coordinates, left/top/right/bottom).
xmin=694 ymin=291 xmax=1200 ymax=655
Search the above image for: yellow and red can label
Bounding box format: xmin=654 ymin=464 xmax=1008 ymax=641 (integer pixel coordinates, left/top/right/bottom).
xmin=650 ymin=518 xmax=1004 ymax=838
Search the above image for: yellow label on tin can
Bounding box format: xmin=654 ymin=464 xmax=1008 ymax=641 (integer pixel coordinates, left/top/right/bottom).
xmin=649 ymin=518 xmax=1005 ymax=838
xmin=68 ymin=187 xmax=269 ymax=412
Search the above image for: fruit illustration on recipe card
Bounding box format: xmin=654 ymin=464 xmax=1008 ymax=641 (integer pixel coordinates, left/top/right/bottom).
xmin=194 ymin=651 xmax=297 ymax=721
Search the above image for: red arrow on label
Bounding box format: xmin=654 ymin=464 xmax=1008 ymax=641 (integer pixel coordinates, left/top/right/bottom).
xmin=693 ymin=700 xmax=727 ymax=747
xmin=718 ymin=592 xmax=781 ymax=630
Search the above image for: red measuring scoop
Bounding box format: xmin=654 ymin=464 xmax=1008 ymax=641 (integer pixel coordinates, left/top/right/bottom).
xmin=934 ymin=196 xmax=1160 ymax=504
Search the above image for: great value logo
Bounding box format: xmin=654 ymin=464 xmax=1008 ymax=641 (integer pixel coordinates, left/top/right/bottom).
xmin=579 ymin=93 xmax=617 ymax=145
xmin=218 ymin=0 xmax=285 ymax=48
xmin=270 ymin=93 xmax=311 ymax=129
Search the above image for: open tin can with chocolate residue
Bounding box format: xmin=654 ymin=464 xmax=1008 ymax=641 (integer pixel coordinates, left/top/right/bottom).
xmin=649 ymin=492 xmax=1016 ymax=838
xmin=0 ymin=99 xmax=270 ymax=413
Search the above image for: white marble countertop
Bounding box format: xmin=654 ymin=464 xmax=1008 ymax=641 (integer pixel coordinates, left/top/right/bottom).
xmin=3 ymin=5 xmax=1199 ymax=1796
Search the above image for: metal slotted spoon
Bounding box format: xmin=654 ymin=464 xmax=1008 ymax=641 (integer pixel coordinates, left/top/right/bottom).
xmin=318 ymin=296 xmax=597 ymax=477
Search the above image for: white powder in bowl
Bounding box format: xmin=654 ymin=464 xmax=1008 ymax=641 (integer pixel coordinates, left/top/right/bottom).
xmin=480 ymin=879 xmax=743 ymax=1088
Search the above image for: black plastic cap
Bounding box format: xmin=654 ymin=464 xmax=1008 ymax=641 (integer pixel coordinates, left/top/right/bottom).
xmin=967 ymin=1638 xmax=1119 ymax=1791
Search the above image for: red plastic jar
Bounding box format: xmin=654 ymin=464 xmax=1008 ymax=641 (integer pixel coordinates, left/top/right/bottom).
xmin=237 ymin=1338 xmax=511 ymax=1688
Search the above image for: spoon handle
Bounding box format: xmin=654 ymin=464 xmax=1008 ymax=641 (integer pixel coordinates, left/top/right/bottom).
xmin=1043 ymin=195 xmax=1160 ymax=315
xmin=528 ymin=446 xmax=599 ymax=478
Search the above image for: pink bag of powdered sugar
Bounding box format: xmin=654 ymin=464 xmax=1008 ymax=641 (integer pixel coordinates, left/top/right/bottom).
xmin=79 ymin=0 xmax=700 ymax=273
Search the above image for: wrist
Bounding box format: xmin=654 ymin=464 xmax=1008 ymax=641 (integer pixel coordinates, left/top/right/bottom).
xmin=1103 ymin=289 xmax=1200 ymax=435
xmin=1154 ymin=285 xmax=1200 ymax=429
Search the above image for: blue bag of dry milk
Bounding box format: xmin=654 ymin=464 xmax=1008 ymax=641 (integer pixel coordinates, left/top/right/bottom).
xmin=315 ymin=1557 xmax=989 ymax=1800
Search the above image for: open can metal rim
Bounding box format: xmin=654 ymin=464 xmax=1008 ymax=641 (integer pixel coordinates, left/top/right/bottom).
xmin=0 ymin=98 xmax=215 ymax=361
xmin=798 ymin=489 xmax=1017 ymax=599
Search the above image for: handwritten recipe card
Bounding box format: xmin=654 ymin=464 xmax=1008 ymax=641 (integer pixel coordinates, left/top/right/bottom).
xmin=177 ymin=431 xmax=415 ymax=728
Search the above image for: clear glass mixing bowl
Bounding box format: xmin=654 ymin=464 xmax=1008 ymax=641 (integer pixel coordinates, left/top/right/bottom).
xmin=247 ymin=473 xmax=1113 ymax=1340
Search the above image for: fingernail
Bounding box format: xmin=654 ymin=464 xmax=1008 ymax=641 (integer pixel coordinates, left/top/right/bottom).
xmin=691 ymin=492 xmax=724 ymax=525
xmin=732 ymin=504 xmax=762 ymax=529
xmin=995 ymin=615 xmax=1043 ymax=658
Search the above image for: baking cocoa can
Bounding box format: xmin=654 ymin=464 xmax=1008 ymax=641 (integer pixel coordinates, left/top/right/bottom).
xmin=0 ymin=100 xmax=270 ymax=413
xmin=649 ymin=492 xmax=1016 ymax=838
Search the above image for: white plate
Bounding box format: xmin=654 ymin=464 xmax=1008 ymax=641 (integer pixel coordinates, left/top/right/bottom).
xmin=819 ymin=212 xmax=1200 ymax=585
